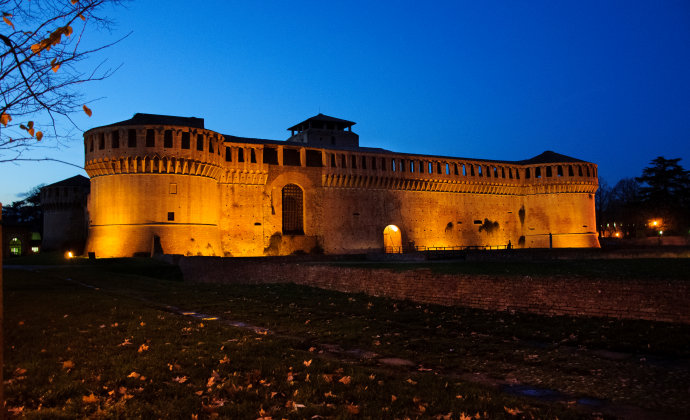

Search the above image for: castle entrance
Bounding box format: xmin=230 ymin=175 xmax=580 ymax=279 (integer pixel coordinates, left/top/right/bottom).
xmin=383 ymin=225 xmax=402 ymax=253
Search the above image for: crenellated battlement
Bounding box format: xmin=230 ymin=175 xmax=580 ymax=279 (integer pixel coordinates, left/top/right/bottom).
xmin=84 ymin=122 xmax=225 ymax=180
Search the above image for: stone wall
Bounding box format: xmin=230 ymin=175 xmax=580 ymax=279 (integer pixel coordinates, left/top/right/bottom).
xmin=177 ymin=256 xmax=690 ymax=324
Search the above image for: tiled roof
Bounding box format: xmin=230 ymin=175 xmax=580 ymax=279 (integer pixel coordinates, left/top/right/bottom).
xmin=104 ymin=113 xmax=205 ymax=129
xmin=42 ymin=175 xmax=90 ymax=189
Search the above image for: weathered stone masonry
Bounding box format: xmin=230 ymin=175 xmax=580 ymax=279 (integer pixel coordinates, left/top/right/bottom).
xmin=84 ymin=113 xmax=600 ymax=258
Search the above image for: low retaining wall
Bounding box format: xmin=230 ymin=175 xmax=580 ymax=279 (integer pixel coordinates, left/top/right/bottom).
xmin=176 ymin=257 xmax=690 ymax=324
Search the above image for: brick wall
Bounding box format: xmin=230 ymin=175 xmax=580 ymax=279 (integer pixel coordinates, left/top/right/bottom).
xmin=177 ymin=257 xmax=690 ymax=324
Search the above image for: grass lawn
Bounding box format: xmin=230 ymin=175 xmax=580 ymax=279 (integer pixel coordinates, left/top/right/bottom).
xmin=4 ymin=258 xmax=690 ymax=419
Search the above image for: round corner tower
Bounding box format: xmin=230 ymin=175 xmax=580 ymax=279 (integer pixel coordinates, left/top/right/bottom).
xmin=84 ymin=113 xmax=224 ymax=257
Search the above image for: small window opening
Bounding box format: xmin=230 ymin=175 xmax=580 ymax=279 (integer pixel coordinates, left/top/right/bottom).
xmin=89 ymin=139 xmax=94 ymax=152
xmin=454 ymin=164 xmax=459 ymax=175
xmin=169 ymin=183 xmax=177 ymax=194
xmin=283 ymin=148 xmax=300 ymax=166
xmin=557 ymin=166 xmax=563 ymax=177
xmin=263 ymin=147 xmax=278 ymax=164
xmin=478 ymin=166 xmax=483 ymax=176
xmin=470 ymin=165 xmax=475 ymax=176
xmin=381 ymin=158 xmax=386 ymax=170
xmin=462 ymin=164 xmax=466 ymax=176
xmin=446 ymin=163 xmax=450 ymax=175
xmin=400 ymin=159 xmax=405 ymax=172
xmin=225 ymin=147 xmax=232 ymax=162
xmin=196 ymin=134 xmax=204 ymax=151
xmin=112 ymin=130 xmax=120 ymax=148
xmin=99 ymin=132 xmax=105 ymax=149
xmin=181 ymin=132 xmax=190 ymax=149
xmin=238 ymin=148 xmax=245 ymax=162
xmin=578 ymin=166 xmax=583 ymax=176
xmin=437 ymin=162 xmax=442 ymax=174
xmin=546 ymin=166 xmax=552 ymax=177
xmin=146 ymin=129 xmax=155 ymax=147
xmin=392 ymin=159 xmax=396 ymax=172
xmin=526 ymin=168 xmax=531 ymax=179
xmin=306 ymin=150 xmax=322 ymax=167
xmin=341 ymin=155 xmax=346 ymax=168
xmin=362 ymin=156 xmax=367 ymax=169
xmin=586 ymin=166 xmax=591 ymax=177
xmin=409 ymin=160 xmax=414 ymax=172
xmin=167 ymin=212 xmax=175 ymax=221
xmin=508 ymin=168 xmax=513 ymax=179
xmin=428 ymin=162 xmax=433 ymax=174
xmin=568 ymin=166 xmax=574 ymax=176
xmin=250 ymin=149 xmax=256 ymax=163
xmin=128 ymin=129 xmax=137 ymax=147
xmin=352 ymin=156 xmax=357 ymax=169
xmin=536 ymin=167 xmax=542 ymax=178
xmin=210 ymin=139 xmax=215 ymax=154
xmin=372 ymin=157 xmax=377 ymax=170
xmin=164 ymin=130 xmax=173 ymax=148
xmin=330 ymin=153 xmax=336 ymax=167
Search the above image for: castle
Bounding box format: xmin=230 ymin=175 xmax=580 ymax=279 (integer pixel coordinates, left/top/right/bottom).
xmin=83 ymin=113 xmax=599 ymax=257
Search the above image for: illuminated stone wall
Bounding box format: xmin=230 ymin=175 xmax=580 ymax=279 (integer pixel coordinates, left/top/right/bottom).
xmin=84 ymin=115 xmax=599 ymax=257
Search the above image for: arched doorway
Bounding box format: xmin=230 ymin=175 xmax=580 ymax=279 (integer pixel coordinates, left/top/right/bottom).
xmin=383 ymin=225 xmax=402 ymax=253
xmin=9 ymin=237 xmax=22 ymax=256
xmin=282 ymin=184 xmax=304 ymax=235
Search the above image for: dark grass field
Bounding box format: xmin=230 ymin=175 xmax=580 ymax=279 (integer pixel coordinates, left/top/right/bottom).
xmin=4 ymin=257 xmax=690 ymax=418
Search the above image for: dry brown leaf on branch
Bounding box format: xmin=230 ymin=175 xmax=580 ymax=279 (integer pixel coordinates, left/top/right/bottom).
xmin=83 ymin=105 xmax=92 ymax=117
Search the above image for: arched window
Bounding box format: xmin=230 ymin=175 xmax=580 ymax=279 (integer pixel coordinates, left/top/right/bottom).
xmin=282 ymin=184 xmax=304 ymax=235
xmin=9 ymin=237 xmax=21 ymax=256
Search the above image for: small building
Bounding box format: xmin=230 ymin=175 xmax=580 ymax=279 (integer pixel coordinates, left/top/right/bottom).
xmin=40 ymin=175 xmax=90 ymax=253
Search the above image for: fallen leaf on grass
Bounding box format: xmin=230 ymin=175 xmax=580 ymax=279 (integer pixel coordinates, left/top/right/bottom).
xmin=406 ymin=378 xmax=417 ymax=385
xmin=207 ymin=370 xmax=220 ymax=387
xmin=346 ymin=404 xmax=360 ymax=414
xmin=303 ymin=359 xmax=312 ymax=367
xmin=219 ymin=355 xmax=230 ymax=364
xmin=323 ymin=374 xmax=333 ymax=383
xmin=504 ymin=406 xmax=522 ymax=416
xmin=119 ymin=338 xmax=132 ymax=346
xmin=308 ymin=346 xmax=316 ymax=352
xmin=391 ymin=395 xmax=397 ymax=402
xmin=127 ymin=372 xmax=140 ymax=379
xmin=62 ymin=360 xmax=75 ymax=370
xmin=14 ymin=367 xmax=27 ymax=376
xmin=339 ymin=376 xmax=351 ymax=385
xmin=173 ymin=376 xmax=188 ymax=383
xmin=138 ymin=344 xmax=149 ymax=353
xmin=82 ymin=394 xmax=98 ymax=403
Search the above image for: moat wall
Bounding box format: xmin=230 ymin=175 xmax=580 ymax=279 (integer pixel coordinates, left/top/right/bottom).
xmin=176 ymin=255 xmax=690 ymax=324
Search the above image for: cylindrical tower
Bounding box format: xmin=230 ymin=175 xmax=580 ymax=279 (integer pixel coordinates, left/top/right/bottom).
xmin=84 ymin=114 xmax=224 ymax=257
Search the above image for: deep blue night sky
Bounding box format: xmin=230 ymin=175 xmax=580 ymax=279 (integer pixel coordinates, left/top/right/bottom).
xmin=1 ymin=0 xmax=689 ymax=203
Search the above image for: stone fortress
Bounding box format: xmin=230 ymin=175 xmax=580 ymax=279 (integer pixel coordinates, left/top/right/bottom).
xmin=83 ymin=113 xmax=599 ymax=257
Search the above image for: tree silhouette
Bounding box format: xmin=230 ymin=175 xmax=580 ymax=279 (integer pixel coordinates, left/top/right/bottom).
xmin=0 ymin=0 xmax=124 ymax=165
xmin=636 ymin=157 xmax=690 ymax=234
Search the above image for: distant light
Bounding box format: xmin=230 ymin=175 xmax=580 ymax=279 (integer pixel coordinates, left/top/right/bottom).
xmin=65 ymin=251 xmax=74 ymax=259
xmin=390 ymin=225 xmax=398 ymax=232
xmin=652 ymin=221 xmax=658 ymax=226
xmin=659 ymin=230 xmax=663 ymax=236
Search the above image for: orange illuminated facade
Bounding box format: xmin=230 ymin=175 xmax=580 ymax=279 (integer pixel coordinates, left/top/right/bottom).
xmin=83 ymin=113 xmax=600 ymax=257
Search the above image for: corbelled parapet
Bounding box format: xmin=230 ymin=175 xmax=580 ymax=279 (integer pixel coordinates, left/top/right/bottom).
xmin=84 ymin=113 xmax=225 ymax=181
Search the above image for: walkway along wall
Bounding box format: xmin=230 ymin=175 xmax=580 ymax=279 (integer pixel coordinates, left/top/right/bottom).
xmin=177 ymin=256 xmax=690 ymax=324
